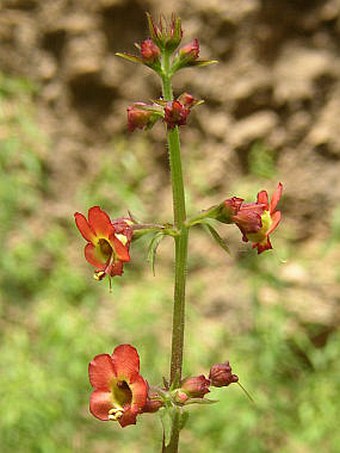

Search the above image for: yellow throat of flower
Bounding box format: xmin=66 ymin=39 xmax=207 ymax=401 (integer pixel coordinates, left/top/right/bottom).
xmin=247 ymin=210 xmax=272 ymax=244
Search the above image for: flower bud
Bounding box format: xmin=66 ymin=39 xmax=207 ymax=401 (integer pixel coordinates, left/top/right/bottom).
xmin=174 ymin=38 xmax=200 ymax=69
xmin=179 ymin=38 xmax=199 ymax=60
xmin=209 ymin=361 xmax=239 ymax=388
xmin=177 ymin=92 xmax=196 ymax=108
xmin=173 ymin=389 xmax=190 ymax=405
xmin=142 ymin=387 xmax=164 ymax=413
xmin=140 ymin=38 xmax=161 ymax=63
xmin=146 ymin=13 xmax=183 ymax=52
xmin=180 ymin=375 xmax=210 ymax=398
xmin=127 ymin=102 xmax=162 ymax=132
xmin=164 ymin=100 xmax=190 ymax=129
xmin=212 ymin=197 xmax=245 ymax=224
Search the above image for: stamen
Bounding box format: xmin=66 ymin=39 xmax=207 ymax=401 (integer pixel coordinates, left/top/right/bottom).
xmin=116 ymin=233 xmax=128 ymax=245
xmin=93 ymin=270 xmax=106 ymax=281
xmin=108 ymin=407 xmax=124 ymax=421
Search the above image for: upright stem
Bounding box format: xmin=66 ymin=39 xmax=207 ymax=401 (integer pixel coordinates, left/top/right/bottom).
xmin=161 ymin=53 xmax=189 ymax=453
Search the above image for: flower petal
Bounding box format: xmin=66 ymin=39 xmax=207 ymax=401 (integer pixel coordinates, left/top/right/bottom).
xmin=257 ymin=190 xmax=269 ymax=208
xmin=109 ymin=235 xmax=130 ymax=262
xmin=112 ymin=344 xmax=140 ymax=380
xmin=107 ymin=260 xmax=124 ymax=277
xmin=89 ymin=389 xmax=113 ymax=421
xmin=88 ymin=206 xmax=113 ymax=238
xmin=89 ymin=354 xmax=116 ymax=390
xmin=118 ymin=407 xmax=139 ymax=427
xmin=84 ymin=243 xmax=105 ymax=268
xmin=270 ymin=182 xmax=283 ymax=212
xmin=253 ymin=237 xmax=272 ymax=254
xmin=129 ymin=374 xmax=148 ymax=411
xmin=74 ymin=212 xmax=95 ymax=242
xmin=267 ymin=210 xmax=281 ymax=235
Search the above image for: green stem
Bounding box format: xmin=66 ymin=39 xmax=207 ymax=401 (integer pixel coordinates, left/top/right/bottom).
xmin=161 ymin=53 xmax=189 ymax=453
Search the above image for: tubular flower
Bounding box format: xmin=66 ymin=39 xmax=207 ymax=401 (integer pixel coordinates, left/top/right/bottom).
xmin=234 ymin=183 xmax=283 ymax=253
xmin=74 ymin=206 xmax=131 ymax=280
xmin=89 ymin=344 xmax=148 ymax=427
xmin=218 ymin=183 xmax=283 ymax=253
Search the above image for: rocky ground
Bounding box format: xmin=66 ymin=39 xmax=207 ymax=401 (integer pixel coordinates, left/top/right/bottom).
xmin=1 ymin=0 xmax=340 ymax=329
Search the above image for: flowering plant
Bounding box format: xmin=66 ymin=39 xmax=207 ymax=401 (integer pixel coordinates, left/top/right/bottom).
xmin=75 ymin=13 xmax=283 ymax=452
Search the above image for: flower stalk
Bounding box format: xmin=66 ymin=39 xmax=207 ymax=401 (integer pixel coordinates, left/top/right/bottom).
xmin=161 ymin=51 xmax=189 ymax=453
xmin=75 ymin=13 xmax=283 ymax=453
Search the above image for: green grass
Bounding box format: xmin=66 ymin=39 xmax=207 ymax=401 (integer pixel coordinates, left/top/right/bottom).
xmin=0 ymin=73 xmax=339 ymax=452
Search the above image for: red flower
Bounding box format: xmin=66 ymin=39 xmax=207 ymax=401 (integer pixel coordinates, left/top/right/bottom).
xmin=221 ymin=183 xmax=283 ymax=253
xmin=140 ymin=38 xmax=161 ymax=63
xmin=89 ymin=344 xmax=148 ymax=427
xmin=74 ymin=206 xmax=131 ymax=280
xmin=235 ymin=183 xmax=283 ymax=253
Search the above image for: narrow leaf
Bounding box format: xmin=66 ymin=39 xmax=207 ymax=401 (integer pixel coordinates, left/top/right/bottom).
xmin=115 ymin=52 xmax=144 ymax=65
xmin=184 ymin=397 xmax=219 ymax=405
xmin=205 ymin=224 xmax=231 ymax=254
xmin=189 ymin=59 xmax=219 ymax=67
xmin=147 ymin=232 xmax=164 ymax=276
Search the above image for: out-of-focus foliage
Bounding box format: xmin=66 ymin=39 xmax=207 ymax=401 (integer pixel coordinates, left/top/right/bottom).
xmin=0 ymin=74 xmax=339 ymax=453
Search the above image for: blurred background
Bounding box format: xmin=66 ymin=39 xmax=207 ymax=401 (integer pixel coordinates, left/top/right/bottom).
xmin=1 ymin=0 xmax=340 ymax=452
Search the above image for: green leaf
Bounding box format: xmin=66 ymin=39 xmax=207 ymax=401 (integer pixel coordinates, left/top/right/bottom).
xmin=189 ymin=59 xmax=219 ymax=67
xmin=184 ymin=397 xmax=219 ymax=405
xmin=147 ymin=232 xmax=165 ymax=276
xmin=205 ymin=224 xmax=231 ymax=254
xmin=179 ymin=410 xmax=189 ymax=430
xmin=115 ymin=52 xmax=144 ymax=65
xmin=159 ymin=407 xmax=176 ymax=447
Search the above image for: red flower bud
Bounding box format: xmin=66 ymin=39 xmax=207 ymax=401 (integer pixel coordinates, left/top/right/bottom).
xmin=178 ymin=38 xmax=200 ymax=62
xmin=140 ymin=38 xmax=161 ymax=63
xmin=180 ymin=375 xmax=210 ymax=398
xmin=146 ymin=13 xmax=183 ymax=52
xmin=127 ymin=102 xmax=161 ymax=132
xmin=142 ymin=385 xmax=164 ymax=413
xmin=209 ymin=361 xmax=239 ymax=388
xmin=164 ymin=100 xmax=190 ymax=129
xmin=173 ymin=389 xmax=190 ymax=405
xmin=177 ymin=92 xmax=196 ymax=108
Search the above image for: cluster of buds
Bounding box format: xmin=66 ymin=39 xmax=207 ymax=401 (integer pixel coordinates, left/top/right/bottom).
xmin=116 ymin=13 xmax=216 ymax=133
xmin=117 ymin=14 xmax=214 ymax=74
xmin=127 ymin=93 xmax=202 ymax=131
xmin=88 ymin=344 xmax=239 ymax=427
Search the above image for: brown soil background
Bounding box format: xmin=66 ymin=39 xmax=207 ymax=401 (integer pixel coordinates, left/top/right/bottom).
xmin=1 ymin=1 xmax=340 ymax=330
